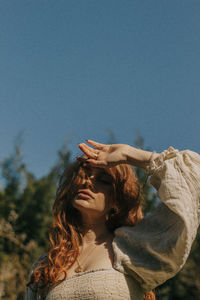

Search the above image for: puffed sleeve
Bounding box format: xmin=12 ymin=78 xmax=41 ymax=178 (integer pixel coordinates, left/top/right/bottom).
xmin=25 ymin=286 xmax=37 ymax=300
xmin=112 ymin=147 xmax=200 ymax=292
xmin=25 ymin=269 xmax=37 ymax=300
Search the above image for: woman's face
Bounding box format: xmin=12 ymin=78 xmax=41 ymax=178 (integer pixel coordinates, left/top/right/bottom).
xmin=72 ymin=166 xmax=114 ymax=218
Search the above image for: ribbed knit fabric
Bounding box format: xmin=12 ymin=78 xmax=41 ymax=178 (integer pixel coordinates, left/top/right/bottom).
xmin=44 ymin=269 xmax=143 ymax=300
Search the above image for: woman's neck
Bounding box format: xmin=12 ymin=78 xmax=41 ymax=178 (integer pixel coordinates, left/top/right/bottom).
xmin=81 ymin=216 xmax=112 ymax=245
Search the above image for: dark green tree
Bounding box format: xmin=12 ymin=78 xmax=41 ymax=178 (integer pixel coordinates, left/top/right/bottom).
xmin=0 ymin=140 xmax=72 ymax=299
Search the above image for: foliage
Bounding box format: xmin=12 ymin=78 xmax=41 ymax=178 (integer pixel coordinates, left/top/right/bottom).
xmin=0 ymin=140 xmax=71 ymax=299
xmin=0 ymin=137 xmax=199 ymax=299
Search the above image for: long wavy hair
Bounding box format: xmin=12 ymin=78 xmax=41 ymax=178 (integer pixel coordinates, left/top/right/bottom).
xmin=28 ymin=160 xmax=155 ymax=300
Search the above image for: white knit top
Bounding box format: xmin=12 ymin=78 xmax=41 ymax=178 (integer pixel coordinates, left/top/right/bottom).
xmin=26 ymin=147 xmax=200 ymax=300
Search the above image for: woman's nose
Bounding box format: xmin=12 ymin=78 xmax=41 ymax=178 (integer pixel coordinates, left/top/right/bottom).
xmin=82 ymin=175 xmax=94 ymax=187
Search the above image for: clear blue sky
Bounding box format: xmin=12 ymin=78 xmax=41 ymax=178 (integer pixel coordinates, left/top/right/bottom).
xmin=0 ymin=0 xmax=200 ymax=177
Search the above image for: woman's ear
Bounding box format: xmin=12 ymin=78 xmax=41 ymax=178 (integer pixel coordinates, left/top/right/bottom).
xmin=107 ymin=206 xmax=118 ymax=218
xmin=105 ymin=208 xmax=114 ymax=221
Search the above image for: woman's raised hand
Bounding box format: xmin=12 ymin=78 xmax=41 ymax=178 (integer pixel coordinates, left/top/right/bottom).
xmin=78 ymin=140 xmax=127 ymax=167
xmin=77 ymin=140 xmax=158 ymax=169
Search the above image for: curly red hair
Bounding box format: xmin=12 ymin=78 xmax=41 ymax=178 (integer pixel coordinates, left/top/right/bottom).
xmin=28 ymin=160 xmax=155 ymax=299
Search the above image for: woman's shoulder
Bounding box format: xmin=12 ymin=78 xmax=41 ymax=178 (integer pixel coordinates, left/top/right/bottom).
xmin=28 ymin=253 xmax=48 ymax=282
xmin=26 ymin=254 xmax=49 ymax=299
xmin=27 ymin=253 xmax=48 ymax=285
xmin=31 ymin=253 xmax=48 ymax=271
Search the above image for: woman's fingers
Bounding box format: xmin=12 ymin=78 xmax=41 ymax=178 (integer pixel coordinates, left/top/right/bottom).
xmin=78 ymin=140 xmax=109 ymax=167
xmin=85 ymin=159 xmax=106 ymax=168
xmin=82 ymin=143 xmax=99 ymax=154
xmin=86 ymin=140 xmax=105 ymax=150
xmin=78 ymin=143 xmax=99 ymax=159
xmin=76 ymin=155 xmax=105 ymax=168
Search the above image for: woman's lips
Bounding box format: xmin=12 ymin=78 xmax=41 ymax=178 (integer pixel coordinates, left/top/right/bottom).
xmin=77 ymin=190 xmax=93 ymax=199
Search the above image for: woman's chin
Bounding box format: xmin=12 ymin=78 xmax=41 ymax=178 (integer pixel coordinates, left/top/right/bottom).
xmin=72 ymin=198 xmax=90 ymax=210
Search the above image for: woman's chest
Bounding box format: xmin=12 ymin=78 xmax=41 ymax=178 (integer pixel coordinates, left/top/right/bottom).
xmin=45 ymin=269 xmax=144 ymax=300
xmin=67 ymin=243 xmax=114 ymax=278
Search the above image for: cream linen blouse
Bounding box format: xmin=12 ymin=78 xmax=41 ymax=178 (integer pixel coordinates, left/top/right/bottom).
xmin=26 ymin=147 xmax=200 ymax=300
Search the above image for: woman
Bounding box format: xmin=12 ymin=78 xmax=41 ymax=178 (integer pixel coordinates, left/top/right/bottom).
xmin=26 ymin=140 xmax=200 ymax=300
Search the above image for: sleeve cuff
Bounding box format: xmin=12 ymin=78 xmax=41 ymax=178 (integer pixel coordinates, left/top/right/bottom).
xmin=146 ymin=146 xmax=179 ymax=175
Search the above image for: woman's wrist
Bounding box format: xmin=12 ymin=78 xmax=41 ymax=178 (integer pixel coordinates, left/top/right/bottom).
xmin=123 ymin=145 xmax=159 ymax=169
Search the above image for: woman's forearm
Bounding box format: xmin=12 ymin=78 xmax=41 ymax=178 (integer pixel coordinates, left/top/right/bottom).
xmin=123 ymin=145 xmax=160 ymax=169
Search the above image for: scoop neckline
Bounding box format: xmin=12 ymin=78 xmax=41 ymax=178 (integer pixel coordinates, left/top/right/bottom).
xmin=65 ymin=268 xmax=117 ymax=280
